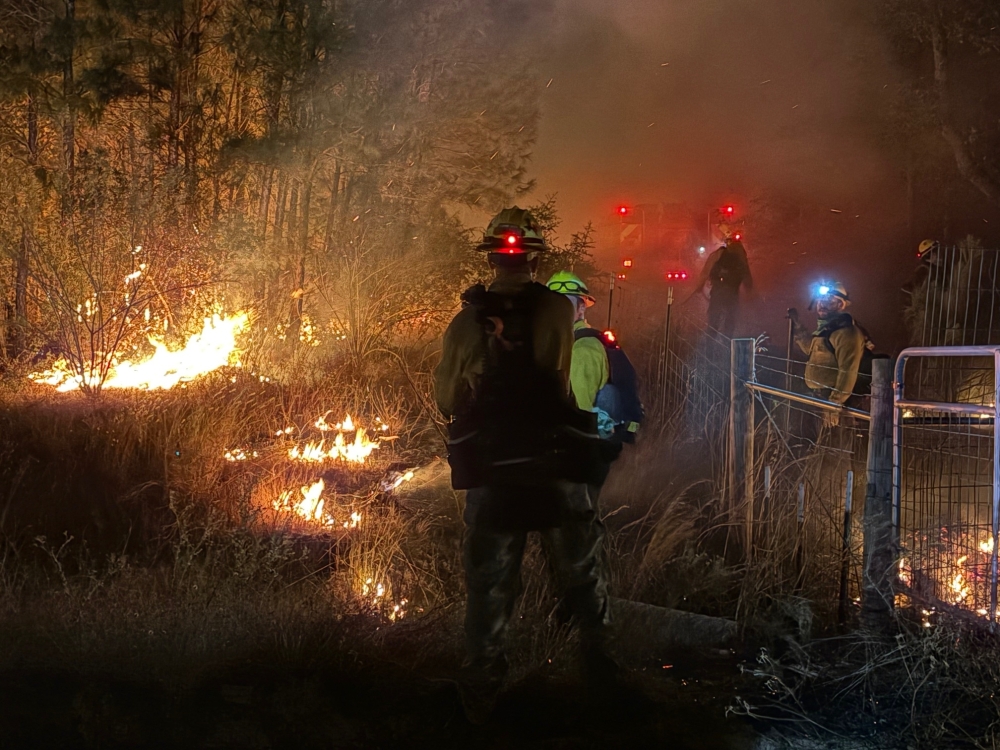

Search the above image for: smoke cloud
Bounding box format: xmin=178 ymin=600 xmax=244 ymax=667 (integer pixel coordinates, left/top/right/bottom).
xmin=529 ymin=0 xmax=916 ymax=346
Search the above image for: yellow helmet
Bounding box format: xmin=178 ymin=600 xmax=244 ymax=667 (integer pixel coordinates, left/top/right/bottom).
xmin=918 ymin=239 xmax=940 ymax=258
xmin=546 ymin=270 xmax=596 ymax=307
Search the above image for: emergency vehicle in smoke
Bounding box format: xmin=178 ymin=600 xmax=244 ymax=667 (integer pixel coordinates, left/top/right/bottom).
xmin=613 ymin=201 xmax=742 ymax=284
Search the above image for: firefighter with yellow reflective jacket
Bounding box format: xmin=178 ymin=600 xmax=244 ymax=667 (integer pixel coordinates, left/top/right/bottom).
xmin=433 ymin=208 xmax=619 ymax=724
xmin=789 ymin=281 xmax=868 ymax=419
xmin=545 ymin=271 xmax=644 ymax=443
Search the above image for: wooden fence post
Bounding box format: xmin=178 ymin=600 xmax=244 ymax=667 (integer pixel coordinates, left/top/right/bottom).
xmin=862 ymin=358 xmax=895 ymax=630
xmin=730 ymin=338 xmax=755 ymax=557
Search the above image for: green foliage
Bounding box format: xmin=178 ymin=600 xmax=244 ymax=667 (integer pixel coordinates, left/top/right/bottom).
xmin=526 ymin=195 xmax=597 ymax=284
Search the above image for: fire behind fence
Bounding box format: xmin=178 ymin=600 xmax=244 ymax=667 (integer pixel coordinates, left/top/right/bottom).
xmin=900 ymin=246 xmax=1000 ymax=620
xmin=895 ymin=348 xmax=1000 ymax=620
xmin=623 ymin=254 xmax=1000 ymax=622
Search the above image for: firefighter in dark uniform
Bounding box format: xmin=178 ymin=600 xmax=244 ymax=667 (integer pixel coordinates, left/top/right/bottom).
xmin=692 ymin=235 xmax=753 ymax=338
xmin=434 ymin=208 xmax=616 ymax=723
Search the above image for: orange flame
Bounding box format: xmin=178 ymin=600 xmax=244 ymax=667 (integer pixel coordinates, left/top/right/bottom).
xmin=30 ymin=313 xmax=248 ymax=391
xmin=287 ymin=414 xmax=381 ymax=464
xmin=272 ymin=478 xmax=364 ymax=529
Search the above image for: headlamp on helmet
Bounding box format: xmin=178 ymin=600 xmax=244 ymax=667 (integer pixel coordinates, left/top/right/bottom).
xmin=478 ymin=207 xmax=547 ymax=254
xmin=809 ymin=280 xmax=849 ymax=309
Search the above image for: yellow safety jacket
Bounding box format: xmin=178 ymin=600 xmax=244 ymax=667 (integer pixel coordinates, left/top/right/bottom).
xmin=794 ymin=313 xmax=866 ymax=404
xmin=570 ymin=320 xmax=609 ymax=411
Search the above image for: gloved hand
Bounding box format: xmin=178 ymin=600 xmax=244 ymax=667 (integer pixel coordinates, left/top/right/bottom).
xmin=592 ymin=408 xmax=616 ymax=440
xmin=823 ymin=407 xmax=842 ymax=429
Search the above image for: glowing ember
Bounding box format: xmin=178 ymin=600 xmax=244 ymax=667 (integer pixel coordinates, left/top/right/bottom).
xmin=899 ymin=531 xmax=997 ymax=615
xmin=30 ymin=313 xmax=248 ymax=392
xmin=288 ymin=414 xmax=380 ymax=464
xmin=360 ymin=577 xmax=407 ymax=621
xmin=224 ymin=448 xmax=258 ymax=462
xmin=898 ymin=558 xmax=911 ymax=588
xmin=950 ymin=557 xmax=971 ymax=604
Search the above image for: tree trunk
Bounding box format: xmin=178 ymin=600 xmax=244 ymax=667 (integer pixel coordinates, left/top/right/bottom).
xmin=185 ymin=0 xmax=203 ymax=214
xmin=259 ymin=167 xmax=274 ymax=237
xmin=168 ymin=3 xmax=185 ymax=170
xmin=274 ymin=175 xmax=288 ymax=243
xmin=286 ymin=182 xmax=299 ymax=253
xmin=257 ymin=0 xmax=287 ymax=238
xmin=931 ymin=24 xmax=1000 ymax=207
xmin=12 ymin=96 xmax=40 ymax=359
xmin=62 ymin=0 xmax=76 ymax=213
xmin=323 ymin=161 xmax=342 ymax=254
xmin=291 ymin=168 xmax=314 ymax=343
xmin=13 ymin=227 xmax=31 ymax=358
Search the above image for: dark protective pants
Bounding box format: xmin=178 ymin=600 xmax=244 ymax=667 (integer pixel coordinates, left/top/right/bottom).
xmin=707 ymin=282 xmax=740 ymax=338
xmin=462 ymin=481 xmax=609 ymax=667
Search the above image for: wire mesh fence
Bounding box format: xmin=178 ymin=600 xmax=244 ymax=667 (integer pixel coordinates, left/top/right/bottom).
xmin=896 ymin=412 xmax=994 ymax=616
xmin=895 ymin=350 xmax=999 ymax=619
xmin=914 ymin=245 xmax=1000 ymax=348
xmin=615 ymin=289 xmax=874 ymax=615
xmin=622 ymin=242 xmax=1000 ymax=624
xmin=747 ymin=361 xmax=869 ymax=613
xmin=898 ymin=242 xmax=1000 ymax=618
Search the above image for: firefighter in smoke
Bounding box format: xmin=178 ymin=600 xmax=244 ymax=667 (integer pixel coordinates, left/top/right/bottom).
xmin=788 ymin=281 xmax=869 ymax=423
xmin=545 ymin=270 xmax=644 ymax=444
xmin=690 ymin=232 xmax=754 ymax=338
xmin=434 ymin=208 xmax=620 ymax=722
xmin=903 ymin=239 xmax=946 ymax=300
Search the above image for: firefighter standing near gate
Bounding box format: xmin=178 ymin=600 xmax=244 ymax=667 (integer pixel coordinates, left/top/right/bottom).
xmin=788 ymin=281 xmax=869 ymax=425
xmin=691 ymin=234 xmax=754 ymax=338
xmin=434 ymin=208 xmax=620 ymax=723
xmin=545 ymin=271 xmax=644 ymax=445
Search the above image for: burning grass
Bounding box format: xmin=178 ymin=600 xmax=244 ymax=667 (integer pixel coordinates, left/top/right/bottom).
xmin=30 ymin=312 xmax=250 ymax=393
xmin=8 ymin=352 xmax=1000 ymax=746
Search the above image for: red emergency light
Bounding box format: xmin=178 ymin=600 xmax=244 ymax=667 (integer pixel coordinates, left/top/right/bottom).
xmin=617 ymin=272 xmax=627 ymax=280
xmin=623 ymin=259 xmax=633 ymax=268
xmin=665 ymin=270 xmax=689 ymax=281
xmin=603 ymin=330 xmax=617 ymax=343
xmin=723 ymin=205 xmax=735 ymax=215
xmin=733 ymin=232 xmax=742 ymax=241
xmin=505 ymin=233 xmax=518 ymax=245
xmin=617 ymin=205 xmax=629 ymax=216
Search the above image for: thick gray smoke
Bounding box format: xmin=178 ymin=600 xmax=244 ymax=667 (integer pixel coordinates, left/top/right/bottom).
xmin=529 ymin=0 xmax=914 ymax=347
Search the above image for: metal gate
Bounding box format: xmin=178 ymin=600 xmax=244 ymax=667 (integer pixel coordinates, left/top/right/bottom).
xmin=893 ymin=346 xmax=1000 ymax=620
